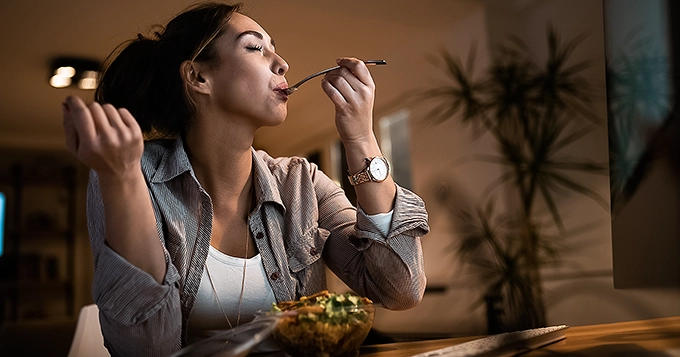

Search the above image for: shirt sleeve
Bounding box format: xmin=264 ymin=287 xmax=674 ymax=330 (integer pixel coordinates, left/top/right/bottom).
xmin=86 ymin=170 xmax=183 ymax=356
xmin=313 ymin=166 xmax=430 ymax=311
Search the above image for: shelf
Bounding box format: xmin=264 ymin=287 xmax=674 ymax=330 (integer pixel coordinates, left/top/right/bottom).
xmin=0 ymin=164 xmax=76 ymax=185
xmin=0 ymin=155 xmax=79 ymax=322
xmin=10 ymin=230 xmax=74 ymax=242
xmin=0 ymin=280 xmax=72 ymax=291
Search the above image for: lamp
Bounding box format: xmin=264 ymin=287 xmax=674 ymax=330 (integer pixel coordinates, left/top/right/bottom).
xmin=49 ymin=57 xmax=101 ymax=90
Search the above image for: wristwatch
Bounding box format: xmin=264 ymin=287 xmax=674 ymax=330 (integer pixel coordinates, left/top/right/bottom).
xmin=347 ymin=156 xmax=390 ymax=186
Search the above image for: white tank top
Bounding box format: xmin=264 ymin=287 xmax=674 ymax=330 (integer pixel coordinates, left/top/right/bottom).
xmin=186 ymin=209 xmax=393 ymax=345
xmin=187 ymin=245 xmax=276 ymax=344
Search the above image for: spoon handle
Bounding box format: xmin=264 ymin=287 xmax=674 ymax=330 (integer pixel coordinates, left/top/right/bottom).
xmin=286 ymin=59 xmax=387 ymax=94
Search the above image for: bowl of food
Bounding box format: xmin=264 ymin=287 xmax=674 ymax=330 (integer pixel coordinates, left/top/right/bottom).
xmin=264 ymin=290 xmax=374 ymax=357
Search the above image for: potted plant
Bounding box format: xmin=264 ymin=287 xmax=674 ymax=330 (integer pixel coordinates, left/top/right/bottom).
xmin=421 ymin=28 xmax=608 ymax=333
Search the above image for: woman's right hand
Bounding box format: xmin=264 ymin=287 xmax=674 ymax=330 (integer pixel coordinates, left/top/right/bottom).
xmin=62 ymin=96 xmax=144 ymax=181
xmin=64 ymin=96 xmax=167 ymax=283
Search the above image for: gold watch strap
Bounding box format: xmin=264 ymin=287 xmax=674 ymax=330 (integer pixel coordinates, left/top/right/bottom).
xmin=347 ymin=157 xmax=373 ymax=186
xmin=348 ymin=169 xmax=371 ymax=186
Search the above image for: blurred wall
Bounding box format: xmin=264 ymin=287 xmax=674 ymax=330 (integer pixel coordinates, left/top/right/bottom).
xmin=256 ymin=0 xmax=680 ymax=337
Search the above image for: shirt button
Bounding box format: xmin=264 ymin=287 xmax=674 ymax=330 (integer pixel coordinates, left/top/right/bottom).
xmin=310 ymin=247 xmax=318 ymax=256
xmin=255 ymin=232 xmax=264 ymax=239
xmin=270 ymin=272 xmax=280 ymax=280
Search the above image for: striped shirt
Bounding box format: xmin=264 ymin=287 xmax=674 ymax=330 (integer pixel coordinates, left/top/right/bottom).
xmin=86 ymin=137 xmax=430 ymax=356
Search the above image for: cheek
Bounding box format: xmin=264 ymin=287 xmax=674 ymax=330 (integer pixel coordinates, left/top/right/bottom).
xmin=217 ymin=67 xmax=265 ymax=97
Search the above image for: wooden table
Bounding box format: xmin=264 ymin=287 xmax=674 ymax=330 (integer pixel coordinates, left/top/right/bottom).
xmin=357 ymin=316 xmax=680 ymax=356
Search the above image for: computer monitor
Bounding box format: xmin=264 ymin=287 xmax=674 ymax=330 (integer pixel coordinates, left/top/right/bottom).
xmin=604 ymin=0 xmax=680 ymax=288
xmin=0 ymin=192 xmax=5 ymax=257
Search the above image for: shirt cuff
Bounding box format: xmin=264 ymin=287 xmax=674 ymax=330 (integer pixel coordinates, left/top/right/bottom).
xmin=359 ymin=207 xmax=393 ymax=237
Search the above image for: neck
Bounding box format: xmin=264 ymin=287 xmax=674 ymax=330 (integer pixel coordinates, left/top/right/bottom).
xmin=184 ymin=113 xmax=255 ymax=200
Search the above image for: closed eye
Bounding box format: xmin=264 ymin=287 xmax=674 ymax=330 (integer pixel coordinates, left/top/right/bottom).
xmin=237 ymin=30 xmax=275 ymax=52
xmin=246 ymin=44 xmax=263 ymax=52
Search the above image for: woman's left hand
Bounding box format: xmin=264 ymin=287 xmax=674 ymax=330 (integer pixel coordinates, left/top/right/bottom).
xmin=322 ymin=57 xmax=396 ymax=214
xmin=321 ymin=57 xmax=376 ymax=146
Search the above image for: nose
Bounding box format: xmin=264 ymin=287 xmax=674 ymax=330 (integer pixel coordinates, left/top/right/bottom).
xmin=274 ymin=54 xmax=289 ymax=76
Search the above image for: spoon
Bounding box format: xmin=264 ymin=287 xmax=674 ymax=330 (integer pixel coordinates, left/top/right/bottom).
xmin=283 ymin=59 xmax=387 ymax=95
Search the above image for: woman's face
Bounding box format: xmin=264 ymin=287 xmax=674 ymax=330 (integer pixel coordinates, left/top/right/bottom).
xmin=201 ymin=13 xmax=289 ymax=128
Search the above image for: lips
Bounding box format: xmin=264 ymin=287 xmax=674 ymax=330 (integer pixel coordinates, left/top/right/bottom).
xmin=273 ymin=83 xmax=290 ymax=98
xmin=274 ymin=82 xmax=289 ymax=91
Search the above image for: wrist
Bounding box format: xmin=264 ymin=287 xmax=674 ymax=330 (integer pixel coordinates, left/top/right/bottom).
xmin=96 ymin=165 xmax=145 ymax=188
xmin=342 ymin=135 xmax=382 ymax=173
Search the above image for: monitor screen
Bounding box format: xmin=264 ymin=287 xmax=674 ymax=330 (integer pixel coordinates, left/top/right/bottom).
xmin=604 ymin=0 xmax=680 ymax=288
xmin=0 ymin=192 xmax=5 ymax=257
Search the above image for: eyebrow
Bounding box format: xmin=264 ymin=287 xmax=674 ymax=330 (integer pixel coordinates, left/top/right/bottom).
xmin=236 ymin=30 xmax=276 ymax=48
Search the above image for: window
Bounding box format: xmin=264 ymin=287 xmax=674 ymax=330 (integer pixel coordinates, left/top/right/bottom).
xmin=379 ymin=109 xmax=413 ymax=189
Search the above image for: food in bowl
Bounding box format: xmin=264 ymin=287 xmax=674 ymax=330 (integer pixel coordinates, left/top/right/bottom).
xmin=268 ymin=290 xmax=374 ymax=357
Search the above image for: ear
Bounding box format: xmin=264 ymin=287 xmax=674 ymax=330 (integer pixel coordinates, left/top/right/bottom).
xmin=180 ymin=60 xmax=210 ymax=95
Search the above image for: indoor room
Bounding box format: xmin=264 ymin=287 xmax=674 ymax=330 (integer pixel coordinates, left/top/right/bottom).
xmin=0 ymin=0 xmax=678 ymax=356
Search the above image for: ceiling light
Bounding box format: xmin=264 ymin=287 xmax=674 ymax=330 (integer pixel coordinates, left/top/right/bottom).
xmin=56 ymin=66 xmax=76 ymax=77
xmin=49 ymin=75 xmax=72 ymax=88
xmin=78 ymin=71 xmax=99 ymax=90
xmin=49 ymin=57 xmax=101 ymax=90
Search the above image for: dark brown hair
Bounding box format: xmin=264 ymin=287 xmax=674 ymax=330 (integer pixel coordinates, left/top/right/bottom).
xmin=95 ymin=2 xmax=242 ymax=137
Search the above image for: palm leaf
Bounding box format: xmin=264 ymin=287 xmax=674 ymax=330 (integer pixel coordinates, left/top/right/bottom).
xmin=536 ymin=177 xmax=567 ymax=232
xmin=428 ymin=28 xmax=605 ymax=331
xmin=543 ymin=170 xmax=610 ymax=209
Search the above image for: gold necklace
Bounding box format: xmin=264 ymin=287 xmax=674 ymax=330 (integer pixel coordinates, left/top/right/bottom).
xmin=204 ymin=202 xmax=251 ymax=329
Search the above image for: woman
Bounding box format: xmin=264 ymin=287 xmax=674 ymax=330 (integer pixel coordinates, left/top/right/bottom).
xmin=62 ymin=2 xmax=429 ymax=356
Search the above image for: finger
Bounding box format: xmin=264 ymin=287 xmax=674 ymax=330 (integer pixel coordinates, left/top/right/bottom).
xmin=87 ymin=102 xmax=115 ymax=136
xmin=326 ymin=67 xmax=361 ymax=92
xmin=118 ymin=108 xmax=141 ymax=132
xmin=321 ymin=75 xmax=351 ymax=105
xmin=64 ymin=96 xmax=96 ymax=142
xmin=338 ymin=67 xmax=365 ymax=93
xmin=101 ymin=104 xmax=126 ymax=130
xmin=119 ymin=108 xmax=144 ymax=143
xmin=327 ymin=69 xmax=370 ymax=107
xmin=327 ymin=62 xmax=375 ymax=102
xmin=336 ymin=57 xmax=373 ymax=86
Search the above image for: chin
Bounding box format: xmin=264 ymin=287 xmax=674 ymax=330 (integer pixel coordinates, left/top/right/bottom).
xmin=272 ymin=116 xmax=287 ymax=127
xmin=272 ymin=109 xmax=288 ymax=125
xmin=261 ymin=113 xmax=287 ymax=127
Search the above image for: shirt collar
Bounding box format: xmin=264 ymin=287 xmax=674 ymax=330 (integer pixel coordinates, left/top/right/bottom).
xmin=251 ymin=147 xmax=285 ymax=211
xmin=149 ymin=137 xmax=284 ymax=210
xmin=150 ymin=137 xmax=193 ymax=184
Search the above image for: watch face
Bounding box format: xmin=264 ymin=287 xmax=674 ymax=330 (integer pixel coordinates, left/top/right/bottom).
xmin=369 ymin=157 xmax=389 ymax=181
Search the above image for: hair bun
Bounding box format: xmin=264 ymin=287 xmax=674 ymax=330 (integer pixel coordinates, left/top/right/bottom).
xmin=96 ymin=2 xmax=242 ymax=136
